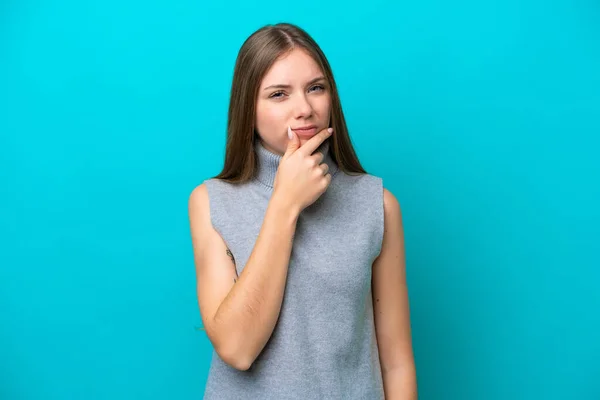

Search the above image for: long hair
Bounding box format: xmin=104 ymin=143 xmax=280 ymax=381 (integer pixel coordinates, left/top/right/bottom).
xmin=214 ymin=23 xmax=366 ymax=183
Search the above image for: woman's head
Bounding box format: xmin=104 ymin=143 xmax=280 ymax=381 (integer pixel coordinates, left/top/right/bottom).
xmin=215 ymin=23 xmax=366 ymax=183
xmin=256 ymin=47 xmax=331 ymax=154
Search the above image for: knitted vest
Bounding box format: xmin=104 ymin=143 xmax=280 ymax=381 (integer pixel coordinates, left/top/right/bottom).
xmin=202 ymin=139 xmax=385 ymax=399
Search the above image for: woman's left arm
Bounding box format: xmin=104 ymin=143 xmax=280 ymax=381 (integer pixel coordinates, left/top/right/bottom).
xmin=372 ymin=188 xmax=417 ymax=400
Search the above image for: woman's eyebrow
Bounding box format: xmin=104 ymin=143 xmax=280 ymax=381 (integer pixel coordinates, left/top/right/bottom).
xmin=263 ymin=76 xmax=326 ymax=91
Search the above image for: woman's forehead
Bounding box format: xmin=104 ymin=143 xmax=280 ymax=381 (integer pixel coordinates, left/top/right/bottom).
xmin=260 ymin=49 xmax=323 ymax=88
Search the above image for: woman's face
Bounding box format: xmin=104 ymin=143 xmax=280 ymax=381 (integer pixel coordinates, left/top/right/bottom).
xmin=255 ymin=48 xmax=331 ymax=155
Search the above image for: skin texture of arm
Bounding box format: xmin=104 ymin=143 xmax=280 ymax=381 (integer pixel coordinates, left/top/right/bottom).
xmin=372 ymin=188 xmax=418 ymax=399
xmin=189 ymin=184 xmax=300 ymax=371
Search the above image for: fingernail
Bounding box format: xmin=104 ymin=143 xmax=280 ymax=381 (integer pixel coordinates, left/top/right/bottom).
xmin=327 ymin=127 xmax=333 ymax=134
xmin=288 ymin=126 xmax=293 ymax=139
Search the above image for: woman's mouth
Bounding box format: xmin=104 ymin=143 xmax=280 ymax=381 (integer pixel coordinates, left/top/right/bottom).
xmin=292 ymin=125 xmax=318 ymax=137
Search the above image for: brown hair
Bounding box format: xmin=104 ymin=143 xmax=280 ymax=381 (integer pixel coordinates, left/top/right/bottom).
xmin=214 ymin=22 xmax=367 ymax=183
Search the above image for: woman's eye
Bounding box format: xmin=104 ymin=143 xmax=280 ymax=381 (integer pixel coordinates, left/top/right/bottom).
xmin=269 ymin=85 xmax=324 ymax=99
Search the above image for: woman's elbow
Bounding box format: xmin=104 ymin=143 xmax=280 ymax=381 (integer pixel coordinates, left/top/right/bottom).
xmin=215 ymin=341 xmax=255 ymax=371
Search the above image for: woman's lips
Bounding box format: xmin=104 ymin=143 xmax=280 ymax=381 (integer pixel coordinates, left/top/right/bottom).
xmin=292 ymin=126 xmax=318 ymax=137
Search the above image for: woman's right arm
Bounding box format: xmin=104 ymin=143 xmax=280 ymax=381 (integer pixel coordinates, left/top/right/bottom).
xmin=188 ymin=184 xmax=300 ymax=371
xmin=189 ymin=127 xmax=333 ymax=371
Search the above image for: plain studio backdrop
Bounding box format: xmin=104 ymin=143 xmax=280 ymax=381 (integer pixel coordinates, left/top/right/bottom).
xmin=1 ymin=1 xmax=599 ymax=399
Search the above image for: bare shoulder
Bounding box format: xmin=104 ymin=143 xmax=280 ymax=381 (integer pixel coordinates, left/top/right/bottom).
xmin=188 ymin=181 xmax=218 ymax=228
xmin=383 ymin=188 xmax=402 ymax=222
xmin=188 ymin=182 xmax=209 ymax=213
xmin=188 ymin=183 xmax=213 ymax=262
xmin=374 ymin=188 xmax=405 ymax=269
xmin=381 ymin=187 xmax=404 ymax=247
xmin=188 ymin=182 xmax=220 ymax=253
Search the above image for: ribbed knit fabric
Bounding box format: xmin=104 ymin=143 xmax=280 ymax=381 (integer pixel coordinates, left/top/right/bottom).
xmin=202 ymin=138 xmax=385 ymax=399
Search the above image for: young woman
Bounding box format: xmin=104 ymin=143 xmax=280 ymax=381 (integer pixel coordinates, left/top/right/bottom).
xmin=188 ymin=22 xmax=417 ymax=399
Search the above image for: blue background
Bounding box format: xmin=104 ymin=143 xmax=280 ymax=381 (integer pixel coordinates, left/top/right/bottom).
xmin=1 ymin=0 xmax=599 ymax=399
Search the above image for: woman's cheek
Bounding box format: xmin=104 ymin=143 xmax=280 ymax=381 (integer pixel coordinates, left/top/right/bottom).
xmin=275 ymin=103 xmax=291 ymax=119
xmin=314 ymin=96 xmax=331 ymax=116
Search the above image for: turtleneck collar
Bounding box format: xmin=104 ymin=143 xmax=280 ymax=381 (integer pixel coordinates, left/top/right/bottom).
xmin=254 ymin=139 xmax=338 ymax=189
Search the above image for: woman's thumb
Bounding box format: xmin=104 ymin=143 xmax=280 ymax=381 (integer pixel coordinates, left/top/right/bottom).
xmin=285 ymin=126 xmax=300 ymax=155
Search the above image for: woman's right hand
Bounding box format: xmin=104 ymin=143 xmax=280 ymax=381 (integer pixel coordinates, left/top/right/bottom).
xmin=272 ymin=126 xmax=333 ymax=214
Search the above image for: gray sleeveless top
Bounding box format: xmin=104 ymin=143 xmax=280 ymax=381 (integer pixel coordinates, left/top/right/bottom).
xmin=202 ymin=139 xmax=385 ymax=399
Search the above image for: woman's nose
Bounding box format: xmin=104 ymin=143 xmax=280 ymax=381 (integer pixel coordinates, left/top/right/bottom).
xmin=292 ymin=94 xmax=313 ymax=118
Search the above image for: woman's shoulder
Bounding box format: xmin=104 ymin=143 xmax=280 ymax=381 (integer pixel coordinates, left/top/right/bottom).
xmin=336 ymin=171 xmax=398 ymax=205
xmin=195 ymin=177 xmax=258 ymax=204
xmin=187 ymin=179 xmax=225 ymax=210
xmin=188 ymin=178 xmax=246 ymax=222
xmin=336 ymin=170 xmax=383 ymax=187
xmin=201 ymin=177 xmax=249 ymax=190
